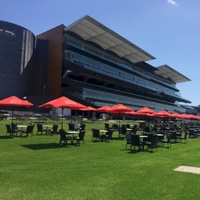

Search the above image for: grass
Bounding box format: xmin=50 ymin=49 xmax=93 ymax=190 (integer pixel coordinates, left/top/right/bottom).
xmin=1 ymin=119 xmax=200 ymax=199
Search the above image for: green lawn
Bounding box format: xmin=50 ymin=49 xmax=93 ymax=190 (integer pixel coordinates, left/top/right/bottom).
xmin=0 ymin=119 xmax=200 ymax=200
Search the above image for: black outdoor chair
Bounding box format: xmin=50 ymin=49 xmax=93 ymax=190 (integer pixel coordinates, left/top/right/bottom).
xmin=120 ymin=125 xmax=127 ymax=137
xmin=142 ymin=134 xmax=158 ymax=152
xmin=130 ymin=134 xmax=142 ymax=152
xmin=22 ymin=125 xmax=35 ymax=137
xmin=59 ymin=130 xmax=71 ymax=145
xmin=170 ymin=131 xmax=178 ymax=143
xmin=37 ymin=124 xmax=46 ymax=135
xmin=104 ymin=128 xmax=114 ymax=142
xmin=104 ymin=123 xmax=110 ymax=130
xmin=73 ymin=129 xmax=86 ymax=145
xmin=92 ymin=128 xmax=101 ymax=142
xmin=68 ymin=123 xmax=75 ymax=131
xmin=112 ymin=124 xmax=119 ymax=131
xmin=188 ymin=129 xmax=196 ymax=138
xmin=11 ymin=123 xmax=18 ymax=135
xmin=132 ymin=125 xmax=138 ymax=134
xmin=160 ymin=133 xmax=172 ymax=148
xmin=80 ymin=123 xmax=86 ymax=130
xmin=125 ymin=132 xmax=132 ymax=149
xmin=48 ymin=124 xmax=59 ymax=134
xmin=6 ymin=124 xmax=13 ymax=136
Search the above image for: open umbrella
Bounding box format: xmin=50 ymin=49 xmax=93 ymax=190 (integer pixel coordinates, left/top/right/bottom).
xmin=38 ymin=96 xmax=86 ymax=129
xmin=80 ymin=106 xmax=96 ymax=119
xmin=80 ymin=106 xmax=96 ymax=111
xmin=107 ymin=103 xmax=133 ymax=135
xmin=136 ymin=106 xmax=155 ymax=115
xmin=188 ymin=114 xmax=199 ymax=120
xmin=179 ymin=113 xmax=190 ymax=119
xmin=0 ymin=96 xmax=33 ymax=125
xmin=124 ymin=110 xmax=138 ymax=115
xmin=170 ymin=112 xmax=182 ymax=119
xmin=95 ymin=105 xmax=111 ymax=113
xmin=22 ymin=100 xmax=33 ymax=107
xmin=108 ymin=103 xmax=133 ymax=114
xmin=154 ymin=110 xmax=171 ymax=118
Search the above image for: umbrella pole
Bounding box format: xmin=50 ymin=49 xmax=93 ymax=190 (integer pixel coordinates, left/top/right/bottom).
xmin=61 ymin=108 xmax=64 ymax=130
xmin=12 ymin=109 xmax=13 ymax=125
xmin=11 ymin=109 xmax=14 ymax=137
xmin=118 ymin=114 xmax=121 ymax=137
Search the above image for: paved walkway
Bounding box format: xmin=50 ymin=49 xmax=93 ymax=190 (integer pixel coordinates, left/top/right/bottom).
xmin=174 ymin=166 xmax=200 ymax=174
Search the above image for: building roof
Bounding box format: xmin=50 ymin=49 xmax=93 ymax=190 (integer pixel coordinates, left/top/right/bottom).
xmin=64 ymin=15 xmax=155 ymax=64
xmin=154 ymin=65 xmax=191 ymax=83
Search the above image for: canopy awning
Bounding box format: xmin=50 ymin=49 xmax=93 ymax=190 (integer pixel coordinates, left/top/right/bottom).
xmin=64 ymin=15 xmax=155 ymax=64
xmin=154 ymin=65 xmax=191 ymax=83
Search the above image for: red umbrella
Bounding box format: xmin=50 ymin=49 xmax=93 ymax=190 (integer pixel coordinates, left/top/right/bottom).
xmin=38 ymin=96 xmax=85 ymax=109
xmin=80 ymin=106 xmax=96 ymax=111
xmin=146 ymin=113 xmax=157 ymax=117
xmin=0 ymin=96 xmax=33 ymax=107
xmin=170 ymin=112 xmax=182 ymax=119
xmin=179 ymin=113 xmax=190 ymax=119
xmin=107 ymin=103 xmax=133 ymax=114
xmin=136 ymin=107 xmax=155 ymax=115
xmin=107 ymin=104 xmax=133 ymax=135
xmin=154 ymin=110 xmax=171 ymax=118
xmin=0 ymin=96 xmax=33 ymax=124
xmin=95 ymin=105 xmax=111 ymax=113
xmin=196 ymin=115 xmax=200 ymax=120
xmin=22 ymin=100 xmax=34 ymax=107
xmin=188 ymin=114 xmax=198 ymax=120
xmin=38 ymin=96 xmax=86 ymax=129
xmin=125 ymin=110 xmax=138 ymax=115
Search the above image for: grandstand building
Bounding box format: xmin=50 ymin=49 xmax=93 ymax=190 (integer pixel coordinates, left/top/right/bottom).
xmin=38 ymin=15 xmax=191 ymax=113
xmin=1 ymin=16 xmax=191 ymax=113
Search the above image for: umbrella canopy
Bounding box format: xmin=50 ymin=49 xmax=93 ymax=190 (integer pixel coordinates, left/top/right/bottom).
xmin=0 ymin=96 xmax=33 ymax=107
xmin=195 ymin=115 xmax=200 ymax=120
xmin=38 ymin=96 xmax=86 ymax=129
xmin=154 ymin=110 xmax=171 ymax=118
xmin=107 ymin=104 xmax=133 ymax=136
xmin=0 ymin=96 xmax=33 ymax=124
xmin=80 ymin=106 xmax=96 ymax=111
xmin=124 ymin=110 xmax=138 ymax=115
xmin=107 ymin=103 xmax=133 ymax=114
xmin=179 ymin=113 xmax=190 ymax=119
xmin=95 ymin=105 xmax=111 ymax=113
xmin=38 ymin=96 xmax=86 ymax=109
xmin=188 ymin=114 xmax=199 ymax=120
xmin=136 ymin=106 xmax=155 ymax=115
xmin=22 ymin=100 xmax=34 ymax=107
xmin=170 ymin=112 xmax=182 ymax=118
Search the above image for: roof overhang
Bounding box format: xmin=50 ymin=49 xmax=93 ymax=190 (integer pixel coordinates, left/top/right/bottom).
xmin=64 ymin=15 xmax=155 ymax=64
xmin=154 ymin=65 xmax=191 ymax=83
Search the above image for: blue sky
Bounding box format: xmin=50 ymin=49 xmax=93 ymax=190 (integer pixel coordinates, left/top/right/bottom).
xmin=1 ymin=0 xmax=200 ymax=106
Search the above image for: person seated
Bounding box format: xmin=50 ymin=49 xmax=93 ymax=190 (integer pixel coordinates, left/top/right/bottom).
xmin=72 ymin=119 xmax=79 ymax=131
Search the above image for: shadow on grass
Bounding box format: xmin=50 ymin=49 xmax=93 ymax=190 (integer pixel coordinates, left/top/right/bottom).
xmin=128 ymin=150 xmax=140 ymax=154
xmin=111 ymin=137 xmax=125 ymax=141
xmin=124 ymin=148 xmax=156 ymax=154
xmin=0 ymin=135 xmax=13 ymax=139
xmin=21 ymin=143 xmax=70 ymax=150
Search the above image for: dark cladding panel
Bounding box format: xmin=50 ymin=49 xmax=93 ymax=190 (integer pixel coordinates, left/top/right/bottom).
xmin=37 ymin=24 xmax=64 ymax=97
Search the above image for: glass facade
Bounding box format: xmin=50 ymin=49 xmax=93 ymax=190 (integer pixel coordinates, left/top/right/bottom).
xmin=0 ymin=21 xmax=35 ymax=98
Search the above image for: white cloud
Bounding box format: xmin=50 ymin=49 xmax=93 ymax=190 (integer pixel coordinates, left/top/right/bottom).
xmin=167 ymin=0 xmax=178 ymax=6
